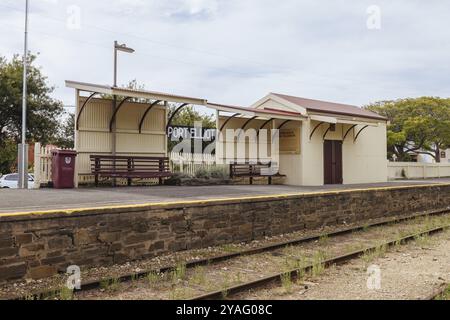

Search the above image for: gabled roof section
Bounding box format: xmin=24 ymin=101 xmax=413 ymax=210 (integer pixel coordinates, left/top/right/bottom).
xmin=271 ymin=93 xmax=387 ymax=121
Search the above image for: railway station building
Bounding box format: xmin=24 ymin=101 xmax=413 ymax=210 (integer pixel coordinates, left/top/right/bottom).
xmin=66 ymin=80 xmax=388 ymax=187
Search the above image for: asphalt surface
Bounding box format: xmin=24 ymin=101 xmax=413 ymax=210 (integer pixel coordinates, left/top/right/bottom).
xmin=1 ymin=179 xmax=449 ymax=214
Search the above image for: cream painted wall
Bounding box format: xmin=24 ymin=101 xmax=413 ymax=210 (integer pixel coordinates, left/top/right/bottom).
xmin=216 ymin=116 xmax=273 ymax=162
xmin=75 ymin=97 xmax=167 ymax=179
xmin=299 ymin=120 xmax=323 ymax=186
xmin=217 ymin=115 xmax=388 ymax=186
xmin=342 ymin=123 xmax=388 ymax=184
xmin=299 ymin=121 xmax=388 ymax=185
xmin=276 ymin=120 xmax=303 ymax=185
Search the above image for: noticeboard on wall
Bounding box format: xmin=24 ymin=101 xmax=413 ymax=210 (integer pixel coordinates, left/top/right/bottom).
xmin=279 ymin=128 xmax=301 ymax=154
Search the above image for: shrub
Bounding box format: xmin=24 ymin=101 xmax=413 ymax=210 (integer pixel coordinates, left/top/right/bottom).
xmin=165 ymin=172 xmax=193 ymax=185
xmin=209 ymin=166 xmax=229 ymax=180
xmin=195 ymin=166 xmax=229 ymax=180
xmin=195 ymin=167 xmax=211 ymax=180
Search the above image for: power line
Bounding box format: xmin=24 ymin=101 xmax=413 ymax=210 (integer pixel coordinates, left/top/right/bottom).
xmin=0 ymin=1 xmax=418 ymax=100
xmin=0 ymin=1 xmax=382 ymax=87
xmin=0 ymin=20 xmax=333 ymax=89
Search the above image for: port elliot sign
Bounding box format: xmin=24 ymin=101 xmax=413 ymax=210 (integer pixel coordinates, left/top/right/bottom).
xmin=167 ymin=126 xmax=216 ymax=141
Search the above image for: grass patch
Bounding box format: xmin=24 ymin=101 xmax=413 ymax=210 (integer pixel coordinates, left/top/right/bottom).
xmin=221 ymin=244 xmax=239 ymax=253
xmin=100 ymin=277 xmax=121 ymax=292
xmin=280 ymin=272 xmax=293 ymax=293
xmin=169 ymin=287 xmax=191 ymax=300
xmin=361 ymin=244 xmax=388 ymax=266
xmin=190 ymin=266 xmax=206 ymax=286
xmin=147 ymin=271 xmax=162 ymax=285
xmin=435 ymin=285 xmax=450 ymax=300
xmin=310 ymin=251 xmax=326 ymax=277
xmin=414 ymin=233 xmax=431 ymax=247
xmin=171 ymin=262 xmax=187 ymax=283
xmin=59 ymin=286 xmax=74 ymax=300
xmin=319 ymin=235 xmax=329 ymax=246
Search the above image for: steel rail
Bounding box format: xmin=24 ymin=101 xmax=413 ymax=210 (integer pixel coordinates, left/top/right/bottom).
xmin=12 ymin=208 xmax=450 ymax=300
xmin=191 ymin=224 xmax=450 ymax=300
xmin=424 ymin=283 xmax=449 ymax=300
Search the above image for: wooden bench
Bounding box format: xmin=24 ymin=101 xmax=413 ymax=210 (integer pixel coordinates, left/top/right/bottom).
xmin=229 ymin=162 xmax=286 ymax=185
xmin=90 ymin=155 xmax=173 ymax=186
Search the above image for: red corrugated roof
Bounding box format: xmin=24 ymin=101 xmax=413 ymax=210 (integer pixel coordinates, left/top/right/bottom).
xmin=272 ymin=93 xmax=387 ymax=121
xmin=208 ymin=102 xmax=304 ymax=117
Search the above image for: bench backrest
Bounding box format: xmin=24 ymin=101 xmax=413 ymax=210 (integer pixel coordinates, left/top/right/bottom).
xmin=90 ymin=155 xmax=170 ymax=174
xmin=229 ymin=162 xmax=275 ymax=177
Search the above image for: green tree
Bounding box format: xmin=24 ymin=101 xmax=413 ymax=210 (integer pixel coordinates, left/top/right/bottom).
xmin=366 ymin=97 xmax=450 ymax=162
xmin=168 ymin=105 xmax=216 ymax=152
xmin=0 ymin=139 xmax=17 ymax=175
xmin=0 ymin=53 xmax=64 ymax=173
xmin=54 ymin=112 xmax=75 ymax=149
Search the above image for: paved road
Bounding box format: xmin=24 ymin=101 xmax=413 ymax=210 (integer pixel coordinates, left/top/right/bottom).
xmin=1 ymin=179 xmax=449 ymax=214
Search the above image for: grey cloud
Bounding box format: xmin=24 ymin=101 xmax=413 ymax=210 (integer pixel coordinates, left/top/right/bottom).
xmin=0 ymin=0 xmax=449 ymax=108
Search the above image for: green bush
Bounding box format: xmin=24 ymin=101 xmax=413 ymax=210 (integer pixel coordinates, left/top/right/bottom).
xmin=209 ymin=167 xmax=229 ymax=180
xmin=195 ymin=166 xmax=229 ymax=180
xmin=195 ymin=167 xmax=211 ymax=180
xmin=165 ymin=172 xmax=193 ymax=186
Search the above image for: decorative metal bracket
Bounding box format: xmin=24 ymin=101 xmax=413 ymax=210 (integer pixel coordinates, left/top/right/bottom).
xmin=354 ymin=125 xmax=369 ymax=142
xmin=139 ymin=100 xmax=162 ymax=134
xmin=109 ymin=97 xmax=132 ymax=132
xmin=343 ymin=125 xmax=357 ymax=141
xmin=219 ymin=113 xmax=240 ymax=132
xmin=166 ymin=103 xmax=189 ymax=133
xmin=309 ymin=122 xmax=325 ymax=140
xmin=256 ymin=118 xmax=274 ymax=137
xmin=76 ymin=92 xmax=99 ymax=130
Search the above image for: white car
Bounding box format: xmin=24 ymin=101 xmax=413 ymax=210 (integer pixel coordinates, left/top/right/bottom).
xmin=0 ymin=173 xmax=35 ymax=189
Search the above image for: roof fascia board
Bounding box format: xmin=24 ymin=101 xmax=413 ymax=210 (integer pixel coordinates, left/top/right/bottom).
xmin=112 ymin=88 xmax=206 ymax=105
xmin=309 ymin=111 xmax=382 ymax=125
xmin=209 ymin=104 xmax=303 ymax=121
xmin=66 ymin=80 xmax=207 ymax=105
xmin=208 ymin=104 xmax=256 ymax=117
xmin=310 ymin=115 xmax=338 ymax=124
xmin=66 ymin=80 xmax=113 ymax=95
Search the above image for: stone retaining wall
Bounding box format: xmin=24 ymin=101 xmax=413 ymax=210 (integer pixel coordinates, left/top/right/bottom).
xmin=1 ymin=184 xmax=450 ymax=282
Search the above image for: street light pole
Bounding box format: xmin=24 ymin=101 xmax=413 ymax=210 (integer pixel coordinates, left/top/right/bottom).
xmin=19 ymin=0 xmax=29 ymax=189
xmin=112 ymin=41 xmax=118 ymax=186
xmin=113 ymin=40 xmax=118 ymax=87
xmin=111 ymin=41 xmax=134 ymax=186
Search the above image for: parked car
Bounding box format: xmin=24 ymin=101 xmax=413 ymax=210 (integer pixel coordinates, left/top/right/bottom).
xmin=0 ymin=173 xmax=35 ymax=189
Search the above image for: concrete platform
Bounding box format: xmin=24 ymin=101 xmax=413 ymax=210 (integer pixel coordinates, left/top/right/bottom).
xmin=2 ymin=179 xmax=450 ymax=215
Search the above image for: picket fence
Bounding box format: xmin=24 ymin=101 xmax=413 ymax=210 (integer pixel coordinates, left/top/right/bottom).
xmin=33 ymin=143 xmax=223 ymax=187
xmin=36 ymin=142 xmax=450 ymax=187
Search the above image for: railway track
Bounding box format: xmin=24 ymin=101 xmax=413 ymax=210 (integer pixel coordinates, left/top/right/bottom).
xmin=11 ymin=208 xmax=450 ymax=300
xmin=425 ymin=283 xmax=449 ymax=300
xmin=191 ymin=224 xmax=450 ymax=300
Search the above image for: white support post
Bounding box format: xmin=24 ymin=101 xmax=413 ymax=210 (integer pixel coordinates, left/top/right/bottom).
xmin=74 ymin=89 xmax=80 ymax=188
xmin=34 ymin=142 xmax=41 ymax=189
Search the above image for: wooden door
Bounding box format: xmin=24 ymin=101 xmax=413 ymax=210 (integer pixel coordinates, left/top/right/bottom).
xmin=324 ymin=140 xmax=343 ymax=185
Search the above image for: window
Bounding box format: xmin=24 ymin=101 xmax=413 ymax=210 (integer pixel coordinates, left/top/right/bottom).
xmin=5 ymin=174 xmax=18 ymax=181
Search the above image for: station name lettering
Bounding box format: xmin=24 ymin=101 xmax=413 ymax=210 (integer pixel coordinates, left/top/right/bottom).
xmin=168 ymin=126 xmax=216 ymax=141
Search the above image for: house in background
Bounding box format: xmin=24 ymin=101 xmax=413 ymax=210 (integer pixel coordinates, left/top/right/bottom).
xmin=415 ymin=149 xmax=450 ymax=164
xmin=214 ymin=93 xmax=388 ymax=186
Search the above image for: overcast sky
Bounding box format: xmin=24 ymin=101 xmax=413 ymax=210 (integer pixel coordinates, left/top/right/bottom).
xmin=1 ymin=0 xmax=449 ymax=111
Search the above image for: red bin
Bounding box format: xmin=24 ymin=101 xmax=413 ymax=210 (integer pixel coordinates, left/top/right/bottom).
xmin=51 ymin=150 xmax=77 ymax=189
